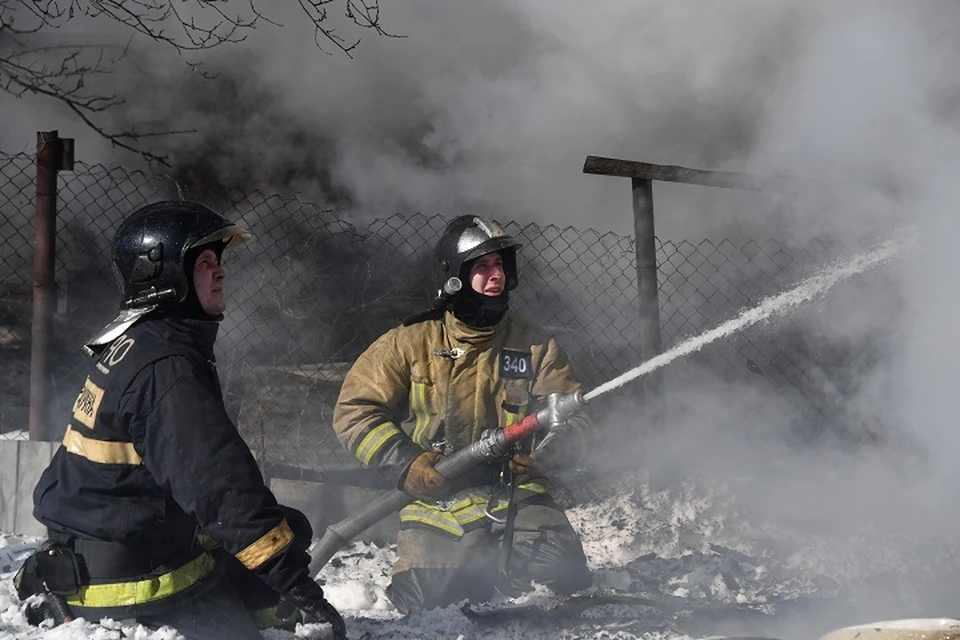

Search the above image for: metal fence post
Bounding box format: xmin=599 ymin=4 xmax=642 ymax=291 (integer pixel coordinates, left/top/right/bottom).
xmin=583 ymin=155 xmax=801 ymax=431
xmin=631 ymin=178 xmax=664 ymax=426
xmin=29 ymin=131 xmax=73 ymax=441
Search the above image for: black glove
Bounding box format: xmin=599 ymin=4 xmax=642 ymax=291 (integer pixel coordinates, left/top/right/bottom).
xmin=280 ymin=578 xmax=347 ymax=639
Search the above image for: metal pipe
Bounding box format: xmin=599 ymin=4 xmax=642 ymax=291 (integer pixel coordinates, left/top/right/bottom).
xmin=29 ymin=132 xmax=59 ymax=441
xmin=632 ymin=178 xmax=664 ymax=427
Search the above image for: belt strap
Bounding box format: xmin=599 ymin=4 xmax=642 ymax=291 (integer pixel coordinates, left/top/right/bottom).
xmin=70 ymin=537 xmax=202 ymax=581
xmin=72 ymin=538 xmax=156 ymax=579
xmin=65 ymin=552 xmax=216 ymax=609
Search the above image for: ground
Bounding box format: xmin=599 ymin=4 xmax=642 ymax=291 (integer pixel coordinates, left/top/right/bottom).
xmin=2 ymin=474 xmax=958 ymax=640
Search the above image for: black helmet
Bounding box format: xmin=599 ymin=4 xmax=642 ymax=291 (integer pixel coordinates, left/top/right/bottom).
xmin=111 ymin=200 xmax=250 ymax=310
xmin=84 ymin=201 xmax=249 ymax=355
xmin=434 ymin=215 xmax=521 ymax=301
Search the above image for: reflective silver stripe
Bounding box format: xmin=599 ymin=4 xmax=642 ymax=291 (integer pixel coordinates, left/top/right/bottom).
xmin=516 ymin=480 xmax=549 ymax=496
xmin=355 ymin=422 xmax=403 ymax=467
xmin=400 ymin=503 xmax=464 ymax=537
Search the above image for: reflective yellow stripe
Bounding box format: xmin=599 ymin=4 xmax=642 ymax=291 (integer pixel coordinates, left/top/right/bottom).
xmin=66 ymin=552 xmax=214 ymax=608
xmin=503 ymin=405 xmax=528 ymax=430
xmin=400 ymin=503 xmax=464 ymax=537
xmin=410 ymin=382 xmax=430 ymax=448
xmin=72 ymin=377 xmax=105 ymax=429
xmin=356 ymin=422 xmax=402 ymax=467
xmin=517 ymin=480 xmax=548 ymax=495
xmin=400 ymin=481 xmax=551 ymax=535
xmin=454 ymin=502 xmax=496 ymax=526
xmin=63 ymin=425 xmax=142 ymax=465
xmin=235 ymin=519 xmax=294 ymax=570
xmin=400 ymin=500 xmax=498 ymax=530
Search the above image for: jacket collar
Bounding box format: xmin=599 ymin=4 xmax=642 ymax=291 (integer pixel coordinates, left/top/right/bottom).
xmin=443 ymin=309 xmax=507 ymax=347
xmin=159 ymin=313 xmax=220 ymax=360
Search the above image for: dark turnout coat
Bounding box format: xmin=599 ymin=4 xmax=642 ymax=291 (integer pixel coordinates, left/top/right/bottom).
xmin=33 ymin=313 xmax=307 ymax=616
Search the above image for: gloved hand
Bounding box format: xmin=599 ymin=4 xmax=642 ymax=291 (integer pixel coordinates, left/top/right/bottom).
xmin=509 ymin=426 xmax=585 ymax=477
xmin=401 ymin=451 xmax=450 ymax=500
xmin=279 ymin=578 xmax=347 ymax=639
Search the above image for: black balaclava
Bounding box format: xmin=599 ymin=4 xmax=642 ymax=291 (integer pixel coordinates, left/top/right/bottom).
xmin=180 ymin=240 xmax=226 ymax=320
xmin=451 ymin=255 xmax=510 ymax=328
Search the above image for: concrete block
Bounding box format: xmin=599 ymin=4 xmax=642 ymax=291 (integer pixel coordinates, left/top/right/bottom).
xmin=15 ymin=441 xmax=57 ymax=537
xmin=0 ymin=441 xmax=18 ymax=533
xmin=0 ymin=440 xmax=57 ymax=536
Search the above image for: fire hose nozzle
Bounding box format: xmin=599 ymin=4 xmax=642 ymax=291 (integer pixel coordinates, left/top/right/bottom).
xmin=539 ymin=390 xmax=587 ymax=429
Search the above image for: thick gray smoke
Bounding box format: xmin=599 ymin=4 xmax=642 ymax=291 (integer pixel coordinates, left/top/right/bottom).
xmin=1 ymin=1 xmax=828 ymax=234
xmin=5 ymin=2 xmax=960 ymax=636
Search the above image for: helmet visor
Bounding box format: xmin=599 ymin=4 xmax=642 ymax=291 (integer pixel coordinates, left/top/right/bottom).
xmin=190 ymin=223 xmax=251 ymax=251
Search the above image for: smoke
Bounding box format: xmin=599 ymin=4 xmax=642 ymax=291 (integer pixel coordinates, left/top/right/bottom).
xmin=2 ymin=1 xmax=830 ymax=232
xmin=6 ymin=1 xmax=960 ymax=634
xmin=605 ymin=2 xmax=960 ymax=635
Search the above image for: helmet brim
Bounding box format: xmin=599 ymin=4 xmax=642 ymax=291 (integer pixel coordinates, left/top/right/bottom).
xmin=460 ymin=236 xmax=522 ymax=265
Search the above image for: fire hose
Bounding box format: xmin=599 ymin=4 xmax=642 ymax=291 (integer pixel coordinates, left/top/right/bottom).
xmin=307 ymin=391 xmax=587 ymax=576
xmin=307 ymin=232 xmax=912 ymax=577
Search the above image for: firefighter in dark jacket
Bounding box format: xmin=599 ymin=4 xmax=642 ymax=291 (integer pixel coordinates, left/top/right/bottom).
xmin=333 ymin=215 xmax=593 ymax=613
xmin=19 ymin=201 xmax=346 ymax=640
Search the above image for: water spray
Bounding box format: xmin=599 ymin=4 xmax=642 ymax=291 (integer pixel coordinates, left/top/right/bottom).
xmin=586 ymin=229 xmax=914 ymax=401
xmin=308 ymin=230 xmax=913 ymax=576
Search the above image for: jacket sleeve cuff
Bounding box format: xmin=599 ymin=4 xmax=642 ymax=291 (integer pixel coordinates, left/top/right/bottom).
xmin=375 ymin=437 xmax=424 ymax=489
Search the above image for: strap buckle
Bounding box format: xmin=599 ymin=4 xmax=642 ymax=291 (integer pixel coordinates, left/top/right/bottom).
xmin=433 ymin=347 xmax=465 ymax=360
xmin=484 ymin=464 xmax=516 ymax=524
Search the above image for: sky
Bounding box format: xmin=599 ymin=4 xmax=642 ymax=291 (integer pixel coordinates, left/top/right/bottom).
xmin=5 ymin=1 xmax=960 ymax=638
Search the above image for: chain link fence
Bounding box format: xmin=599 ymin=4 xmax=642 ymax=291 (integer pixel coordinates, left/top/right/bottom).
xmin=0 ymin=152 xmax=891 ymax=482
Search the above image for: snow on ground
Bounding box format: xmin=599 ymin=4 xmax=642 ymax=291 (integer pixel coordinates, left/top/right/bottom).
xmin=3 ymin=473 xmax=960 ymax=640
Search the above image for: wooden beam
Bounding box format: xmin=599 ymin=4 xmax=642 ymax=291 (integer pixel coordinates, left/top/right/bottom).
xmin=583 ymin=155 xmax=799 ymax=194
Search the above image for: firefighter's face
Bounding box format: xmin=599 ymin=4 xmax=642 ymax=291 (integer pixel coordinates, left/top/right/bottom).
xmin=469 ymin=251 xmax=505 ymax=297
xmin=193 ymin=248 xmax=227 ymax=315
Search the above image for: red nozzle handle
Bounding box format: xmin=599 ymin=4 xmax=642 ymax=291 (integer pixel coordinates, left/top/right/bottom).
xmin=502 ymin=412 xmax=543 ymax=444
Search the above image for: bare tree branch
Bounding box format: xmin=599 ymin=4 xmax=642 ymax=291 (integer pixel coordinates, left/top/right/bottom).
xmin=1 ymin=0 xmax=393 ymax=161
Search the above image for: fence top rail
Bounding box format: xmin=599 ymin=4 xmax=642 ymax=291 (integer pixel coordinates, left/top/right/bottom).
xmin=582 ymin=155 xmax=800 ymax=194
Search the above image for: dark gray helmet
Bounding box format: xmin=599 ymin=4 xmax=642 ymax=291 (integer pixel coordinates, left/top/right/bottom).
xmin=434 ymin=215 xmax=521 ymax=300
xmin=84 ymin=201 xmax=249 ymax=354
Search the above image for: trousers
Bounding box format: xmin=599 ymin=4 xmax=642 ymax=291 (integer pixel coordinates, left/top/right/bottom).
xmin=387 ymin=500 xmax=591 ymax=613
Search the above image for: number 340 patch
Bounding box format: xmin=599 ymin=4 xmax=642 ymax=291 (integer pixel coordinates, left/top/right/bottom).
xmin=500 ymin=349 xmax=532 ymax=379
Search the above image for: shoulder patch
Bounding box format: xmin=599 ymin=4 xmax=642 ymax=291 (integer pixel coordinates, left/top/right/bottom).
xmin=72 ymin=377 xmax=106 ymax=429
xmin=500 ymin=349 xmax=533 ymax=379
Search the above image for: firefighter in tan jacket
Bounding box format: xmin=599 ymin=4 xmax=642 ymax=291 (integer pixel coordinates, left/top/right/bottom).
xmin=334 ymin=215 xmax=592 ymax=612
